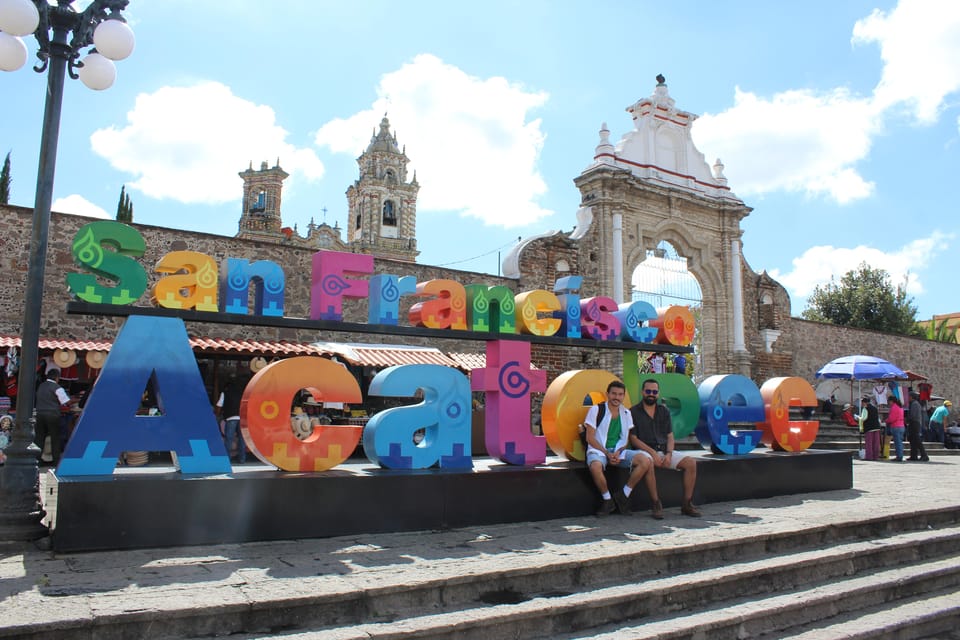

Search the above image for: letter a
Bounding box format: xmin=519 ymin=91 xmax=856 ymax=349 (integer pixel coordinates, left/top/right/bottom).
xmin=58 ymin=315 xmax=231 ymax=476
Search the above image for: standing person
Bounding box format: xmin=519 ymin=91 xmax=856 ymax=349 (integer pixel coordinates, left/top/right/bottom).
xmin=928 ymin=401 xmax=951 ymax=444
xmin=886 ymin=395 xmax=906 ymax=462
xmin=906 ymin=391 xmax=930 ymax=462
xmin=629 ymin=378 xmax=701 ymax=518
xmin=859 ymin=397 xmax=882 ymax=460
xmin=35 ymin=368 xmax=70 ymax=466
xmin=216 ymin=374 xmax=247 ymax=464
xmin=673 ymin=353 xmax=687 ymax=376
xmin=649 ymin=353 xmax=665 ymax=374
xmin=583 ymin=380 xmax=651 ymax=516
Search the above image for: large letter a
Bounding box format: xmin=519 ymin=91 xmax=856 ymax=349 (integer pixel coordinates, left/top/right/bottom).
xmin=58 ymin=315 xmax=231 ymax=476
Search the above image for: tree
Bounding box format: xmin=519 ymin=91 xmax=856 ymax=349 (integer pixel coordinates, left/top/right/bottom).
xmin=918 ymin=317 xmax=958 ymax=343
xmin=116 ymin=184 xmax=133 ymax=222
xmin=0 ymin=151 xmax=11 ymax=205
xmin=801 ymin=263 xmax=920 ymax=336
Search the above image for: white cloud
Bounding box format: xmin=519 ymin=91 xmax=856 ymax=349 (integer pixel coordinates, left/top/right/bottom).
xmin=769 ymin=231 xmax=953 ymax=306
xmin=314 ymin=54 xmax=551 ymax=228
xmin=52 ymin=195 xmax=110 ymax=219
xmin=90 ymin=82 xmax=324 ymax=204
xmin=692 ymin=0 xmax=960 ymax=206
xmin=853 ymin=0 xmax=960 ymax=123
xmin=693 ymin=87 xmax=879 ymax=204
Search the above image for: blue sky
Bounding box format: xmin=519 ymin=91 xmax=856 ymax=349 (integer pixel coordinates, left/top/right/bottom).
xmin=2 ymin=0 xmax=958 ymax=320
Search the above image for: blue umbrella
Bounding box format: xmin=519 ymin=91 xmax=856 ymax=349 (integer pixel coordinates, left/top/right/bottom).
xmin=815 ymin=355 xmax=907 ymax=381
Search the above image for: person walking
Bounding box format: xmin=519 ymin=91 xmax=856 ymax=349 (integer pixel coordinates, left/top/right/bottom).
xmin=35 ymin=368 xmax=71 ymax=466
xmin=885 ymin=396 xmax=906 ymax=462
xmin=906 ymin=391 xmax=929 ymax=462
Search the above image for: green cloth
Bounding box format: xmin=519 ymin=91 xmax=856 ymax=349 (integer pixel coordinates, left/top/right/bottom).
xmin=605 ymin=415 xmax=621 ymax=449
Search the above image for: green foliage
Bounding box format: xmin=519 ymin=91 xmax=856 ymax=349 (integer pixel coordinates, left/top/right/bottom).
xmin=801 ymin=262 xmax=920 ymax=336
xmin=116 ymin=185 xmax=133 ymax=222
xmin=0 ymin=152 xmax=11 ymax=205
xmin=918 ymin=317 xmax=958 ymax=343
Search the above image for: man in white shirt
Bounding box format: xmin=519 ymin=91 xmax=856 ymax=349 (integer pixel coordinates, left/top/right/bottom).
xmin=584 ymin=380 xmax=653 ymax=516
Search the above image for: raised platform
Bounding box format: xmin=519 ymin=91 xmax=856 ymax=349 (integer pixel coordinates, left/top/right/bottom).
xmin=48 ymin=449 xmax=852 ymax=552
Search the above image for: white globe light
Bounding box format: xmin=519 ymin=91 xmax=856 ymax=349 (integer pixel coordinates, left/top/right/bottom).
xmin=93 ymin=19 xmax=135 ymax=61
xmin=0 ymin=0 xmax=40 ymax=37
xmin=0 ymin=31 xmax=27 ymax=72
xmin=78 ymin=52 xmax=116 ymax=90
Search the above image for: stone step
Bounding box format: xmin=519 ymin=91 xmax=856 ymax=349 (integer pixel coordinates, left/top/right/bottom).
xmin=573 ymin=556 xmax=960 ymax=640
xmin=180 ymin=517 xmax=960 ymax=640
xmin=776 ymin=585 xmax=960 ymax=639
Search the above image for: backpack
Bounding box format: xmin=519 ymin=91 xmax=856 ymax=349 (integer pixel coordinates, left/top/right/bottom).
xmin=579 ymin=402 xmax=606 ymax=449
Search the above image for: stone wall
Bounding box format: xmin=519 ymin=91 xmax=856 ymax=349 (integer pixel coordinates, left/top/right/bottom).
xmin=790 ymin=317 xmax=960 ymax=406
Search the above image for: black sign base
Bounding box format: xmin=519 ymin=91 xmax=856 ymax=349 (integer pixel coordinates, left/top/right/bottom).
xmin=48 ymin=449 xmax=852 ymax=552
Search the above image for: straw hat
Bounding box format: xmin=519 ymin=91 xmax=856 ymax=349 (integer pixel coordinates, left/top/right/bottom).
xmin=53 ymin=349 xmax=77 ymax=368
xmin=85 ymin=351 xmax=107 ymax=369
xmin=250 ymin=357 xmax=268 ymax=372
xmin=946 ymin=400 xmax=953 ymax=407
xmin=843 ymin=403 xmax=852 ymax=411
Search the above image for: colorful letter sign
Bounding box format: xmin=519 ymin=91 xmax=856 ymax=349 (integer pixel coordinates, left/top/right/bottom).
xmin=241 ymin=357 xmax=363 ymax=471
xmin=363 ymin=364 xmax=472 ymax=469
xmin=66 ymin=221 xmax=147 ymax=305
xmin=58 ymin=315 xmax=231 ymax=476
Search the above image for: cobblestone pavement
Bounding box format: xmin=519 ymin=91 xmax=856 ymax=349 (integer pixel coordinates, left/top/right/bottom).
xmin=1 ymin=457 xmax=958 ymax=632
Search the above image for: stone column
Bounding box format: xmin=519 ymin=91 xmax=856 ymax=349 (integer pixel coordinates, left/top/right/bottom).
xmin=612 ymin=213 xmax=624 ymax=303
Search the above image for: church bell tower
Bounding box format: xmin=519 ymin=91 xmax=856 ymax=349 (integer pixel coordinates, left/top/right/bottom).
xmin=346 ymin=116 xmax=420 ymax=262
xmin=237 ymin=160 xmax=288 ymax=242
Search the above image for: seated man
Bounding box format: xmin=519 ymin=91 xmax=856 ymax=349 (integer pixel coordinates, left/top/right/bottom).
xmin=583 ymin=380 xmax=652 ymax=516
xmin=629 ymin=378 xmax=701 ymax=518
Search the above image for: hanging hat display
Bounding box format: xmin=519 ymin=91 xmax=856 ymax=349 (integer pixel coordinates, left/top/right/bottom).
xmin=85 ymin=350 xmax=107 ymax=369
xmin=250 ymin=357 xmax=268 ymax=372
xmin=53 ymin=349 xmax=78 ymax=368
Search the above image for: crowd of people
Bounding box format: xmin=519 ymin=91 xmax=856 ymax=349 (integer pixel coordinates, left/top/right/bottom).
xmin=834 ymin=386 xmax=957 ymax=461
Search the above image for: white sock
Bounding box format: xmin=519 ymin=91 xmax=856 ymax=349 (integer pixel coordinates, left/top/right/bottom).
xmin=602 ymin=491 xmax=611 ymax=500
xmin=623 ymin=485 xmax=633 ymax=497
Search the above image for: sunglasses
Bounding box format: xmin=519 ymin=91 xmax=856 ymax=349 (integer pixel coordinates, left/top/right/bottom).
xmin=643 ymin=389 xmax=659 ymax=395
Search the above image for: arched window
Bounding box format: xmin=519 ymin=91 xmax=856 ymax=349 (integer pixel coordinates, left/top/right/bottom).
xmin=250 ymin=190 xmax=266 ymax=213
xmin=384 ymin=169 xmax=396 ymax=184
xmin=382 ymin=200 xmax=397 ymax=226
xmin=355 ymin=214 xmax=362 ymax=230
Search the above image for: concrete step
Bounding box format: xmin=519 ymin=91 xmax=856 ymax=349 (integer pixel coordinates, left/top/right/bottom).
xmin=776 ymin=585 xmax=960 ymax=640
xmin=572 ymin=556 xmax=960 ymax=640
xmin=174 ymin=515 xmax=960 ymax=640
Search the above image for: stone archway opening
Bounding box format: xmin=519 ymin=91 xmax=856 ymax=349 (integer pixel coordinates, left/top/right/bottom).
xmin=631 ymin=240 xmax=704 ymax=379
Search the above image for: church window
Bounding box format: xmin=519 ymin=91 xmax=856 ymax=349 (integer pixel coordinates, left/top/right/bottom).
xmin=355 ymin=214 xmax=362 ymax=230
xmin=382 ymin=200 xmax=397 ymax=226
xmin=251 ymin=190 xmax=266 ymax=213
xmin=385 ymin=169 xmax=396 ymax=184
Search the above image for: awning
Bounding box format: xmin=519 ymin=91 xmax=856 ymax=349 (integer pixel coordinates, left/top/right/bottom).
xmin=447 ymin=352 xmax=486 ymax=371
xmin=189 ymin=337 xmax=322 ymax=356
xmin=0 ymin=336 xmax=113 ymax=351
xmin=0 ymin=334 xmax=321 ymax=356
xmin=312 ymin=342 xmax=460 ymax=368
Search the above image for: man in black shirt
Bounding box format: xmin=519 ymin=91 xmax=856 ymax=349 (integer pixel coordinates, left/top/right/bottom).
xmin=629 ymin=378 xmax=701 ymax=518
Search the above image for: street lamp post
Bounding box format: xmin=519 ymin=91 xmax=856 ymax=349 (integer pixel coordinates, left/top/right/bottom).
xmin=0 ymin=0 xmax=134 ymax=541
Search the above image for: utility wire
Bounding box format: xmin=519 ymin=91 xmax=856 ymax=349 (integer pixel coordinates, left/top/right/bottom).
xmin=436 ymin=238 xmax=520 ymax=267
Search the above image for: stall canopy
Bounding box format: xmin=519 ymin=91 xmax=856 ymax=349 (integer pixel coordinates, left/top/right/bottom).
xmin=311 ymin=342 xmax=460 ymax=368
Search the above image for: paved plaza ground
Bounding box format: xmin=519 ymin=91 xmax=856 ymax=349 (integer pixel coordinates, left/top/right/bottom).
xmin=1 ymin=456 xmax=958 ymax=636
